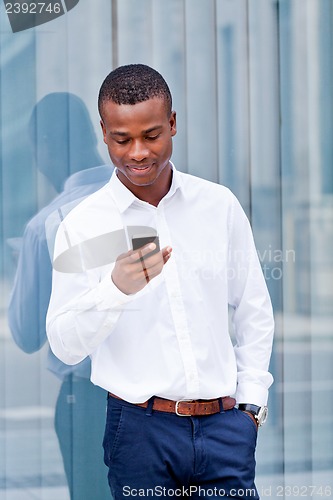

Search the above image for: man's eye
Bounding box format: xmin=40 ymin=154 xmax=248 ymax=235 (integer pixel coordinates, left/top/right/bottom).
xmin=146 ymin=134 xmax=160 ymax=141
xmin=116 ymin=139 xmax=129 ymax=145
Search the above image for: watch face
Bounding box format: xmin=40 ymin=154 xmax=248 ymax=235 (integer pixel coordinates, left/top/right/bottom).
xmin=256 ymin=406 xmax=268 ymax=426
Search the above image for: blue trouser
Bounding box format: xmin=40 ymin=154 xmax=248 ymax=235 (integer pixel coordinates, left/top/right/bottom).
xmin=103 ymin=395 xmax=259 ymax=499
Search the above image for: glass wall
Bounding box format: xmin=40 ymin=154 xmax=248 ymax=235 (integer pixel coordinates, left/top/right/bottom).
xmin=0 ymin=0 xmax=332 ymax=498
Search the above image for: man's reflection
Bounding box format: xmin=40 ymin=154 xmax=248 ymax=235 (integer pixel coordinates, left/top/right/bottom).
xmin=8 ymin=92 xmax=113 ymax=499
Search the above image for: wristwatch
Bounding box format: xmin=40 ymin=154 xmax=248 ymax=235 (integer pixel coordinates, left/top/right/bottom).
xmin=238 ymin=404 xmax=268 ymax=427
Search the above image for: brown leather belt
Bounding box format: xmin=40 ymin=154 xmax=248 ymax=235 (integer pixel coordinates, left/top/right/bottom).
xmin=108 ymin=393 xmax=236 ymax=417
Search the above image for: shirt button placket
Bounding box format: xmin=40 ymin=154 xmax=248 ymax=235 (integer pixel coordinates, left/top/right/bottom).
xmin=156 ymin=206 xmax=200 ymax=398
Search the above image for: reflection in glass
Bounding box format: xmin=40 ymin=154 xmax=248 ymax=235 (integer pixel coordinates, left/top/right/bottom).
xmin=8 ymin=93 xmax=113 ymax=499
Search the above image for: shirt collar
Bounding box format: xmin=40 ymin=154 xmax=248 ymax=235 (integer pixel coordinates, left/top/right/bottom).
xmin=108 ymin=162 xmax=183 ymax=213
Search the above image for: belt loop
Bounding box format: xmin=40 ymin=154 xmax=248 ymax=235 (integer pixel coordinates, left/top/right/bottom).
xmin=219 ymin=397 xmax=224 ymax=414
xmin=145 ymin=396 xmax=155 ymax=417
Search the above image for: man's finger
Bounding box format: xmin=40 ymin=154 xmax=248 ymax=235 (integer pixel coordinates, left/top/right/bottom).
xmin=142 ymin=246 xmax=172 ymax=280
xmin=138 ymin=250 xmax=150 ymax=283
xmin=129 ymin=242 xmax=157 ymax=263
xmin=162 ymin=246 xmax=172 ymax=264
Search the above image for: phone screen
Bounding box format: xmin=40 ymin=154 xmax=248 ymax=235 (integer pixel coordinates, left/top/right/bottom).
xmin=132 ymin=235 xmax=160 ymax=256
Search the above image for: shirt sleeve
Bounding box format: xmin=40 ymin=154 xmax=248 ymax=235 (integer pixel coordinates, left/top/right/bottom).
xmin=227 ymin=194 xmax=274 ymax=406
xmin=46 ymin=221 xmax=134 ymax=366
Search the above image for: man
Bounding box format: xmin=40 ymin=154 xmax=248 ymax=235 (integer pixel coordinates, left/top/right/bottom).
xmin=47 ymin=64 xmax=274 ymax=499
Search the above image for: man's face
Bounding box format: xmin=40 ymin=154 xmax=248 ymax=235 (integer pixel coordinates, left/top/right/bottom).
xmin=100 ymin=97 xmax=176 ymax=195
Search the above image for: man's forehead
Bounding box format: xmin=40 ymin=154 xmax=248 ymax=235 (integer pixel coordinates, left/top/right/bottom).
xmin=101 ymin=96 xmax=170 ymax=121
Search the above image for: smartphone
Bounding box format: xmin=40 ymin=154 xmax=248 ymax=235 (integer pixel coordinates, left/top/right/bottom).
xmin=132 ymin=234 xmax=160 ymax=257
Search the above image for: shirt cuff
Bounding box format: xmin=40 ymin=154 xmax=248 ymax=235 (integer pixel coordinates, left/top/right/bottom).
xmin=95 ymin=272 xmax=134 ymax=311
xmin=235 ymin=382 xmax=271 ymax=407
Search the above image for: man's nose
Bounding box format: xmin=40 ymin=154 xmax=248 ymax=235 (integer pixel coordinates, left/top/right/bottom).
xmin=129 ymin=140 xmax=149 ymax=162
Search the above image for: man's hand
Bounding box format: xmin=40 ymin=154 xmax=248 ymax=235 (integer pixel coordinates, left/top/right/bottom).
xmin=243 ymin=411 xmax=259 ymax=429
xmin=111 ymin=243 xmax=172 ymax=295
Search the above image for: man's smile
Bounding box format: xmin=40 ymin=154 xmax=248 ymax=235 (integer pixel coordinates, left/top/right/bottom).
xmin=127 ymin=164 xmax=154 ymax=174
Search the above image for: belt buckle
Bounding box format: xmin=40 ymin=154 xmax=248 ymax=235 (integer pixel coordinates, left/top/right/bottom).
xmin=175 ymin=399 xmax=192 ymax=417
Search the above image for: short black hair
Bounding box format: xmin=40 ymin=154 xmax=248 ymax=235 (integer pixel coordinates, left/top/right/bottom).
xmin=98 ymin=64 xmax=172 ymax=118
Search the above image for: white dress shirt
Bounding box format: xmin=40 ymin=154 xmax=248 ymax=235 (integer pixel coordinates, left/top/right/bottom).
xmin=46 ymin=165 xmax=274 ymax=406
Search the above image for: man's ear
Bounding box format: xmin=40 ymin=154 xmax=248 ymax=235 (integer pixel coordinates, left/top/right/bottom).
xmin=100 ymin=119 xmax=107 ymax=144
xmin=170 ymin=111 xmax=177 ymax=137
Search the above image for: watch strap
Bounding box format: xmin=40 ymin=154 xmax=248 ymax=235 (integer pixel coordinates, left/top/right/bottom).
xmin=238 ymin=404 xmax=261 ymax=415
xmin=238 ymin=404 xmax=268 ymax=426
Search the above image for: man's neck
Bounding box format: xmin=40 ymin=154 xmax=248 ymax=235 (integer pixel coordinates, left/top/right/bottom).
xmin=117 ymin=165 xmax=173 ymax=207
